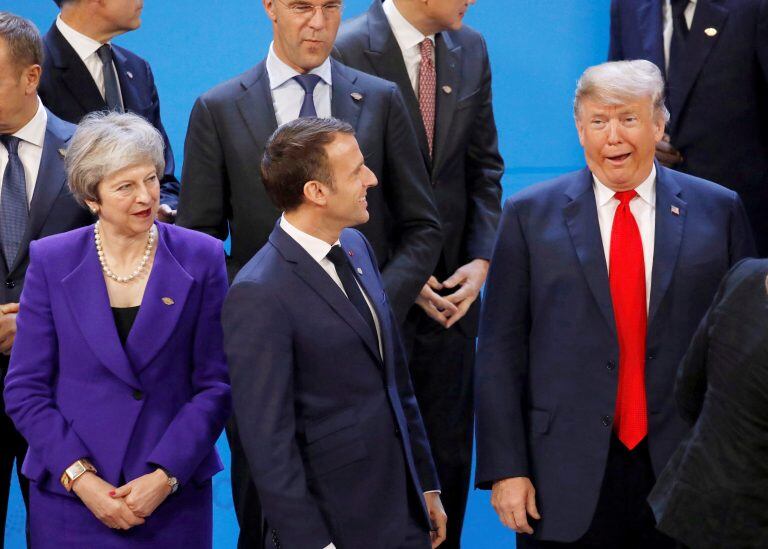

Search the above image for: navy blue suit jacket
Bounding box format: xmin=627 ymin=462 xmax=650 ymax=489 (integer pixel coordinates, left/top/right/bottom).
xmin=39 ymin=23 xmax=179 ymax=208
xmin=223 ymin=223 xmax=438 ymax=548
xmin=608 ymin=0 xmax=768 ymax=253
xmin=474 ymin=165 xmax=755 ymax=541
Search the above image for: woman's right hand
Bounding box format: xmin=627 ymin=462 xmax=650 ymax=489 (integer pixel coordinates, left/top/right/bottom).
xmin=72 ymin=472 xmax=145 ymax=530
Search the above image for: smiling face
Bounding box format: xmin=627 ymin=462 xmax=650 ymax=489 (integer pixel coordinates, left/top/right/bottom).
xmin=575 ymin=96 xmax=664 ymax=192
xmin=264 ymin=0 xmax=341 ymax=73
xmin=321 ymin=132 xmax=377 ymax=229
xmin=87 ymin=162 xmax=159 ymax=238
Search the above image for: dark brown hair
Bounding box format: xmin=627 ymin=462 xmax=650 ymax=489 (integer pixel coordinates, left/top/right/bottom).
xmin=0 ymin=12 xmax=43 ymax=72
xmin=261 ymin=117 xmax=354 ymax=212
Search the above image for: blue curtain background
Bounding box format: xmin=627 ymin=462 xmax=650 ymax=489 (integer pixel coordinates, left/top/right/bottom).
xmin=2 ymin=1 xmax=610 ymax=546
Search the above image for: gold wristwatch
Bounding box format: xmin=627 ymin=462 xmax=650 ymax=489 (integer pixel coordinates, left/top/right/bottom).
xmin=60 ymin=459 xmax=97 ymax=492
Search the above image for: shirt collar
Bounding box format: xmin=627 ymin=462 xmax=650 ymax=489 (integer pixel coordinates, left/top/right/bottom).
xmin=280 ymin=214 xmax=339 ymax=263
xmin=266 ymin=42 xmax=332 ymax=91
xmin=382 ymin=0 xmax=435 ymax=52
xmin=12 ymin=97 xmax=47 ymax=149
xmin=56 ymin=14 xmax=106 ymax=62
xmin=592 ymin=164 xmax=657 ymax=208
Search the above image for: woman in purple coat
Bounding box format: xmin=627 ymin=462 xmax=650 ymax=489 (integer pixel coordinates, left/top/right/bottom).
xmin=3 ymin=112 xmax=231 ymax=548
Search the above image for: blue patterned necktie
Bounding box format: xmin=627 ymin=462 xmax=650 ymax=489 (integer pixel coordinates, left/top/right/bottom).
xmin=293 ymin=74 xmax=322 ymax=118
xmin=0 ymin=135 xmax=29 ymax=270
xmin=96 ymin=44 xmax=125 ymax=112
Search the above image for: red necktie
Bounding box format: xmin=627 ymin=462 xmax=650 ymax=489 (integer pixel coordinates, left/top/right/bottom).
xmin=418 ymin=38 xmax=436 ymax=157
xmin=609 ymin=190 xmax=648 ymax=450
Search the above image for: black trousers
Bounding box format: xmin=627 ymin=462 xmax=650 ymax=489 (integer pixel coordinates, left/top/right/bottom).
xmin=0 ymin=364 xmax=29 ymax=549
xmin=517 ymin=435 xmax=677 ymax=549
xmin=403 ymin=307 xmax=475 ymax=549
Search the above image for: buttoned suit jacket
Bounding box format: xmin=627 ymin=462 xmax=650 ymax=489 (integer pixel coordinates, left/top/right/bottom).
xmin=223 ymin=223 xmax=439 ymax=549
xmin=334 ymin=0 xmax=504 ymax=334
xmin=608 ymin=0 xmax=768 ymax=253
xmin=474 ymin=165 xmax=755 ymax=542
xmin=39 ymin=23 xmax=180 ymax=207
xmin=177 ymin=58 xmax=441 ymax=324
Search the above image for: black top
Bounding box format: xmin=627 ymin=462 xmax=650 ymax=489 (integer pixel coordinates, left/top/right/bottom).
xmin=111 ymin=306 xmax=139 ymax=346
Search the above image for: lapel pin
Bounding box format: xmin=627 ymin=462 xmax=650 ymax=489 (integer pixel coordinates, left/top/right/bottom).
xmin=356 ymin=267 xmax=363 ymax=275
xmin=126 ymin=70 xmax=134 ymax=79
xmin=704 ymin=27 xmax=717 ymax=37
xmin=162 ymin=297 xmax=175 ymax=306
xmin=348 ymin=250 xmax=354 ymax=257
xmin=442 ymin=85 xmax=452 ymax=94
xmin=350 ymin=92 xmax=363 ymax=102
xmin=670 ymin=205 xmax=680 ymax=216
xmin=58 ymin=148 xmax=67 ymax=158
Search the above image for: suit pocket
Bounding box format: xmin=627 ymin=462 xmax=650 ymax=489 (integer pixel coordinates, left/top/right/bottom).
xmin=528 ymin=408 xmax=551 ymax=435
xmin=303 ymin=409 xmax=368 ymax=478
xmin=455 ymin=88 xmax=481 ymax=111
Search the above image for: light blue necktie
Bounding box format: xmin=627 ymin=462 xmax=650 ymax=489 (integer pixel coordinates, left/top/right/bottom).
xmin=0 ymin=135 xmax=29 ymax=270
xmin=293 ymin=74 xmax=322 ymax=118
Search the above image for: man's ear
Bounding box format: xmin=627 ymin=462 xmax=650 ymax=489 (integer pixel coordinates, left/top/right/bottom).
xmin=263 ymin=0 xmax=278 ymax=22
xmin=303 ymin=180 xmax=330 ymax=207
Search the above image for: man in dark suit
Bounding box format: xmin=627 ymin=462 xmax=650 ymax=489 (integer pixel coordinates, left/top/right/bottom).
xmin=178 ymin=2 xmax=441 ymax=545
xmin=334 ymin=2 xmax=503 ymax=545
xmin=609 ymin=0 xmax=768 ymax=255
xmin=474 ymin=60 xmax=755 ymax=547
xmin=0 ymin=12 xmax=92 ymax=546
xmin=223 ymin=117 xmax=447 ymax=549
xmin=38 ymin=0 xmax=179 ymax=218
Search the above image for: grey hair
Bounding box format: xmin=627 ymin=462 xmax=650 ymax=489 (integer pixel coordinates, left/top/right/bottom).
xmin=0 ymin=12 xmax=43 ymax=71
xmin=574 ymin=60 xmax=670 ymax=122
xmin=66 ymin=111 xmax=165 ymax=207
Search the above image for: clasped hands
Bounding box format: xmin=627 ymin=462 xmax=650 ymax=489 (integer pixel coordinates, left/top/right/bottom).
xmin=416 ymin=259 xmax=489 ymax=329
xmin=72 ymin=468 xmax=172 ymax=530
xmin=0 ymin=302 xmax=19 ymax=355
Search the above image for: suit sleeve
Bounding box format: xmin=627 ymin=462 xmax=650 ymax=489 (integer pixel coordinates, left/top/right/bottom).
xmin=223 ymin=281 xmax=332 ymax=548
xmin=142 ymin=59 xmax=180 ymax=208
xmin=757 ymin=1 xmax=768 ymax=92
xmin=607 ymin=0 xmax=624 ymax=60
xmin=474 ymin=198 xmax=532 ymax=488
xmin=146 ymin=241 xmax=232 ymax=484
xmin=728 ymin=192 xmax=757 ymax=263
xmin=380 ymin=84 xmax=442 ymax=324
xmin=3 ymin=242 xmax=91 ymax=487
xmin=463 ymin=35 xmax=503 ymax=262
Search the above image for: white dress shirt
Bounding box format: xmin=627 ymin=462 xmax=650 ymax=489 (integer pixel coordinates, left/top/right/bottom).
xmin=382 ymin=0 xmax=435 ymax=95
xmin=0 ymin=98 xmax=47 ymax=207
xmin=593 ymin=166 xmax=657 ymax=310
xmin=55 ymin=15 xmax=123 ymax=102
xmin=663 ymin=0 xmax=697 ymax=70
xmin=266 ymin=44 xmax=332 ymax=127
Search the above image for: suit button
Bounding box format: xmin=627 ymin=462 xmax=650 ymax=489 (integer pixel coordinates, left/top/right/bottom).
xmin=5 ymin=280 xmax=14 ymax=289
xmin=601 ymin=415 xmax=612 ymax=427
xmin=647 ymin=355 xmax=655 ymax=361
xmin=606 ymin=360 xmax=616 ymax=371
xmin=132 ymin=390 xmax=144 ymax=401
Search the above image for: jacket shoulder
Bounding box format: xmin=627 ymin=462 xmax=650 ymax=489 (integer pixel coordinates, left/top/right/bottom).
xmin=335 ymin=61 xmax=398 ymax=95
xmin=158 ymin=223 xmax=224 ymax=261
xmin=662 ymin=167 xmax=739 ymax=202
xmin=336 ymin=10 xmax=371 ymax=48
xmin=198 ymin=64 xmax=264 ymax=105
xmin=31 ymin=225 xmax=93 ymax=265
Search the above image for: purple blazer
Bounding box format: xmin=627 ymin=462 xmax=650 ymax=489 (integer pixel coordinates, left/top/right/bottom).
xmin=3 ymin=222 xmax=231 ymax=498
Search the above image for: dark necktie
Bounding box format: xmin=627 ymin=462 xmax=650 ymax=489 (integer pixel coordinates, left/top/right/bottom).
xmin=666 ymin=0 xmax=689 ymax=114
xmin=609 ymin=191 xmax=647 ymax=450
xmin=0 ymin=135 xmax=29 ymax=270
xmin=96 ymin=44 xmax=125 ymax=112
xmin=418 ymin=38 xmax=436 ymax=157
xmin=293 ymin=74 xmax=322 ymax=118
xmin=326 ymin=245 xmax=378 ymax=345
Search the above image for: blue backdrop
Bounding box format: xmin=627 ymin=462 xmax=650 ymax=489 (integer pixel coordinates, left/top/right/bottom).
xmin=2 ymin=1 xmax=610 ymax=546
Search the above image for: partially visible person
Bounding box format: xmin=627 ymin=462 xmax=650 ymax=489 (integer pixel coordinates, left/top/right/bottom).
xmin=335 ymin=1 xmax=503 ymax=544
xmin=0 ymin=12 xmax=93 ymax=546
xmin=223 ymin=117 xmax=446 ymax=549
xmin=649 ymin=257 xmax=768 ymax=548
xmin=39 ymin=0 xmax=179 ymax=220
xmin=474 ymin=60 xmax=755 ymax=548
xmin=3 ymin=112 xmax=231 ymax=548
xmin=609 ymin=0 xmax=768 ymax=255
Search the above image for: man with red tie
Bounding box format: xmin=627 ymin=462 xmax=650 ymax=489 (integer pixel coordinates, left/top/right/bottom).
xmin=474 ymin=60 xmax=755 ymax=548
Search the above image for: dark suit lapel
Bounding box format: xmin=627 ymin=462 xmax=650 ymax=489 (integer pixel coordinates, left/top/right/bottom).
xmin=46 ymin=24 xmax=106 ymax=114
xmin=330 ymin=60 xmax=363 ymax=132
xmin=668 ymin=0 xmax=729 ymax=132
xmin=270 ymin=226 xmax=382 ymax=364
xmin=648 ymin=166 xmax=686 ymax=327
xmin=112 ymin=47 xmax=141 ymax=112
xmin=125 ymin=224 xmax=194 ymax=372
xmin=236 ymin=62 xmax=278 ymax=147
xmin=61 ymin=235 xmax=141 ymax=389
xmin=432 ymin=32 xmax=460 ymax=174
xmin=562 ymin=169 xmax=616 ymax=335
xmin=634 ymin=0 xmax=665 ymax=71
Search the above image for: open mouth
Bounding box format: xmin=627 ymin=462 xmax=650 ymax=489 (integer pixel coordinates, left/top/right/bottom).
xmin=132 ymin=208 xmax=152 ymax=218
xmin=606 ymin=152 xmax=631 ymax=165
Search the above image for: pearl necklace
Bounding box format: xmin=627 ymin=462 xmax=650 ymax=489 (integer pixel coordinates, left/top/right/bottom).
xmin=94 ymin=221 xmax=156 ymax=283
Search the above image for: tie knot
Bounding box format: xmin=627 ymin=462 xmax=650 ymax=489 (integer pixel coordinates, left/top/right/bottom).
xmin=96 ymin=43 xmax=114 ymax=64
xmin=293 ymin=73 xmax=322 ymax=95
xmin=670 ymin=0 xmax=689 ymax=16
xmin=0 ymin=135 xmax=20 ymax=155
xmin=420 ymin=38 xmax=434 ymax=60
xmin=614 ymin=190 xmax=638 ymax=205
xmin=326 ymin=245 xmax=348 ymax=267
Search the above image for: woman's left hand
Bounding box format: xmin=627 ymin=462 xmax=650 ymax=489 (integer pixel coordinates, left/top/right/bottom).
xmin=111 ymin=469 xmax=172 ymax=518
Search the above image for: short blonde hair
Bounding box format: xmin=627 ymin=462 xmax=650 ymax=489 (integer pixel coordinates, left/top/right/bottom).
xmin=66 ymin=111 xmax=165 ymax=207
xmin=574 ymin=59 xmax=669 ymax=122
